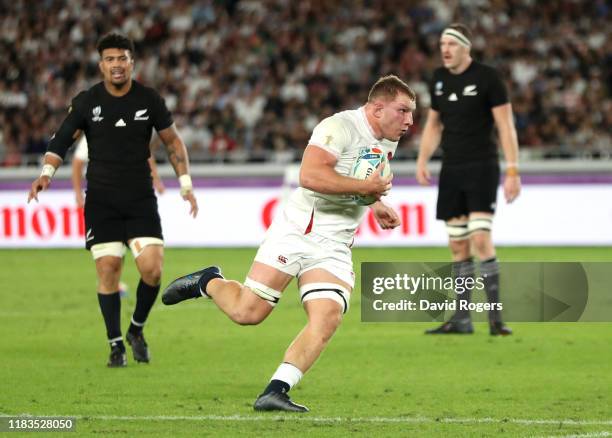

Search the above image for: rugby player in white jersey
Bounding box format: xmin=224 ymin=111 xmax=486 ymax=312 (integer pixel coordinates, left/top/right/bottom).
xmin=162 ymin=75 xmax=416 ymax=412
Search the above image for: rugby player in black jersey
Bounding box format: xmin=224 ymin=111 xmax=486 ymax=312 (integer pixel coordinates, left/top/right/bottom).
xmin=28 ymin=33 xmax=198 ymax=366
xmin=416 ymin=24 xmax=520 ymax=336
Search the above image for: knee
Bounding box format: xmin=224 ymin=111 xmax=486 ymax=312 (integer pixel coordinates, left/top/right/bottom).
xmin=229 ymin=300 xmax=268 ymax=326
xmin=143 ymin=266 xmax=162 ymax=285
xmin=139 ymin=261 xmax=163 ymax=285
xmin=470 ymin=232 xmax=493 ymax=257
xmin=97 ymin=259 xmax=122 ymax=280
xmin=449 ymin=239 xmax=470 ymax=260
xmin=326 ymin=308 xmax=343 ymax=330
xmin=96 ymin=259 xmax=122 ymax=291
xmin=312 ymin=307 xmax=343 ymax=343
xmin=230 ymin=309 xmax=266 ymax=326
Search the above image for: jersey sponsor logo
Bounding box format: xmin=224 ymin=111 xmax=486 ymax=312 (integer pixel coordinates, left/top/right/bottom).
xmin=115 ymin=118 xmax=126 ymax=127
xmin=448 ymin=93 xmax=458 ymax=101
xmin=435 ymin=81 xmax=443 ymax=96
xmin=324 ymin=135 xmax=333 ymax=146
xmin=134 ymin=109 xmax=149 ymax=121
xmin=463 ymin=84 xmax=478 ymax=96
xmin=92 ymin=106 xmax=103 ymax=122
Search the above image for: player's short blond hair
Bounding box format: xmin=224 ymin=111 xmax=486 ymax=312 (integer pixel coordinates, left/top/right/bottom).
xmin=367 ymin=75 xmax=416 ymax=103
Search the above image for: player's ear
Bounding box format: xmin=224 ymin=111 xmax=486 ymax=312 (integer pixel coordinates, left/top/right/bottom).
xmin=373 ymin=101 xmax=384 ymax=118
xmin=98 ymin=61 xmax=104 ymax=75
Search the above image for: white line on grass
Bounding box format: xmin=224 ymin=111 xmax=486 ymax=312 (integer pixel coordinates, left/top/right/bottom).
xmin=3 ymin=414 xmax=612 ymax=426
xmin=540 ymin=433 xmax=612 ymax=438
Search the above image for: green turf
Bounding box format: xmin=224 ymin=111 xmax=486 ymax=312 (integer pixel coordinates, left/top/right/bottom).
xmin=1 ymin=247 xmax=611 ymax=437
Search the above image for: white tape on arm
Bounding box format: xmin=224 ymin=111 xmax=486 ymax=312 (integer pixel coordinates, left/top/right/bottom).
xmin=40 ymin=164 xmax=57 ymax=179
xmin=179 ymin=174 xmax=193 ymax=196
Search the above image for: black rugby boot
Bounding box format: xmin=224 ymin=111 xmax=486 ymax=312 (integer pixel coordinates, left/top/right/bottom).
xmin=107 ymin=345 xmax=127 ymax=368
xmin=425 ymin=318 xmax=474 ymax=335
xmin=162 ymin=266 xmax=223 ymax=305
xmin=253 ymin=391 xmax=309 ymax=413
xmin=126 ymin=331 xmax=150 ymax=363
xmin=489 ymin=321 xmax=513 ymax=336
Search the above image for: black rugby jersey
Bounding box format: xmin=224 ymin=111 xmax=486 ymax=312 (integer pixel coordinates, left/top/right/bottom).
xmin=48 ymin=80 xmax=173 ymax=194
xmin=429 ymin=61 xmax=508 ymax=165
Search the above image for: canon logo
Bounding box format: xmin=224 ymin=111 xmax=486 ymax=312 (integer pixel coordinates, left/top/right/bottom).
xmin=1 ymin=206 xmax=85 ymax=239
xmin=261 ymin=198 xmax=426 ymax=236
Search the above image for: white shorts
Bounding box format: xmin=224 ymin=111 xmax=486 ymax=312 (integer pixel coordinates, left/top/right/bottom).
xmin=254 ymin=216 xmax=355 ymax=289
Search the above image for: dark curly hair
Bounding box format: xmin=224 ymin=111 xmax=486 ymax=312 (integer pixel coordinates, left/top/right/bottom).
xmin=96 ymin=33 xmax=135 ymax=56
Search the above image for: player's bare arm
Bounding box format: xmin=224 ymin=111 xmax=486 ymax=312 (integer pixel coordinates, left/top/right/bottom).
xmin=28 ymin=153 xmax=63 ymax=203
xmin=416 ymin=109 xmax=442 ymax=186
xmin=71 ymin=156 xmax=86 ymax=208
xmin=370 ymin=201 xmax=401 ymax=230
xmin=492 ymin=103 xmax=521 ymax=203
xmin=158 ymin=124 xmax=189 ymax=174
xmin=148 ymin=155 xmax=165 ymax=194
xmin=28 ymin=125 xmax=81 ymax=203
xmin=158 ymin=123 xmax=198 ymax=217
xmin=300 ymin=145 xmax=391 ymax=198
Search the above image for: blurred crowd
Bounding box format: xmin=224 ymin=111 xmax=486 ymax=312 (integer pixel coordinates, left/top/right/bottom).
xmin=0 ymin=0 xmax=610 ymax=166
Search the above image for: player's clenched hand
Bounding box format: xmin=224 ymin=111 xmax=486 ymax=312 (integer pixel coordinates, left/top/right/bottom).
xmin=504 ymin=175 xmax=521 ymax=203
xmin=363 ymin=161 xmax=393 ymax=200
xmin=416 ymin=162 xmax=431 ymax=186
xmin=371 ymin=201 xmax=401 ymax=229
xmin=182 ymin=191 xmax=198 ymax=218
xmin=27 ymin=176 xmax=51 ymax=203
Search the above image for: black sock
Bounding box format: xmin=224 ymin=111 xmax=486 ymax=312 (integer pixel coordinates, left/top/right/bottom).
xmin=452 ymin=258 xmax=475 ymax=321
xmin=97 ymin=292 xmax=124 ymax=351
xmin=129 ymin=279 xmax=160 ymax=335
xmin=197 ymin=270 xmax=223 ymax=296
xmin=263 ymin=379 xmax=290 ymax=395
xmin=480 ymin=257 xmax=501 ymax=323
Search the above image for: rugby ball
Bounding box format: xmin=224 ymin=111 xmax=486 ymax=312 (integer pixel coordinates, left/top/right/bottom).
xmin=350 ymin=146 xmax=390 ymax=205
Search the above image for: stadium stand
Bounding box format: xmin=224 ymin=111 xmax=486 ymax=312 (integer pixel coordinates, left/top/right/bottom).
xmin=0 ymin=0 xmax=610 ymax=166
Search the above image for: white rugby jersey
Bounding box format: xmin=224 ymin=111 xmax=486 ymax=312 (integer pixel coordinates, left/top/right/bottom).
xmin=73 ymin=135 xmax=89 ymax=161
xmin=283 ymin=106 xmax=398 ymax=244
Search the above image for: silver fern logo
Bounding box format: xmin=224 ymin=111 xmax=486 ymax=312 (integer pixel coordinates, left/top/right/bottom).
xmin=92 ymin=106 xmax=103 ymax=122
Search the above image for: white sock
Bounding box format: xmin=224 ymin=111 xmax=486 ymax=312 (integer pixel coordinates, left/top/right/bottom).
xmin=270 ymin=362 xmax=303 ymax=389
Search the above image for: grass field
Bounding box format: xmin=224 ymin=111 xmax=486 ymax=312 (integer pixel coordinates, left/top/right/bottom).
xmin=1 ymin=247 xmax=611 ymax=437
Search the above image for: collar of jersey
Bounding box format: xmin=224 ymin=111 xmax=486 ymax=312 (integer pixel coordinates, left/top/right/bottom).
xmin=358 ymin=106 xmax=379 ymax=142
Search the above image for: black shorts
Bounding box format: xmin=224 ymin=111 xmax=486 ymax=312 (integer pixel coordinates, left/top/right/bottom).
xmin=84 ymin=190 xmax=163 ymax=250
xmin=436 ymin=161 xmax=500 ymax=221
